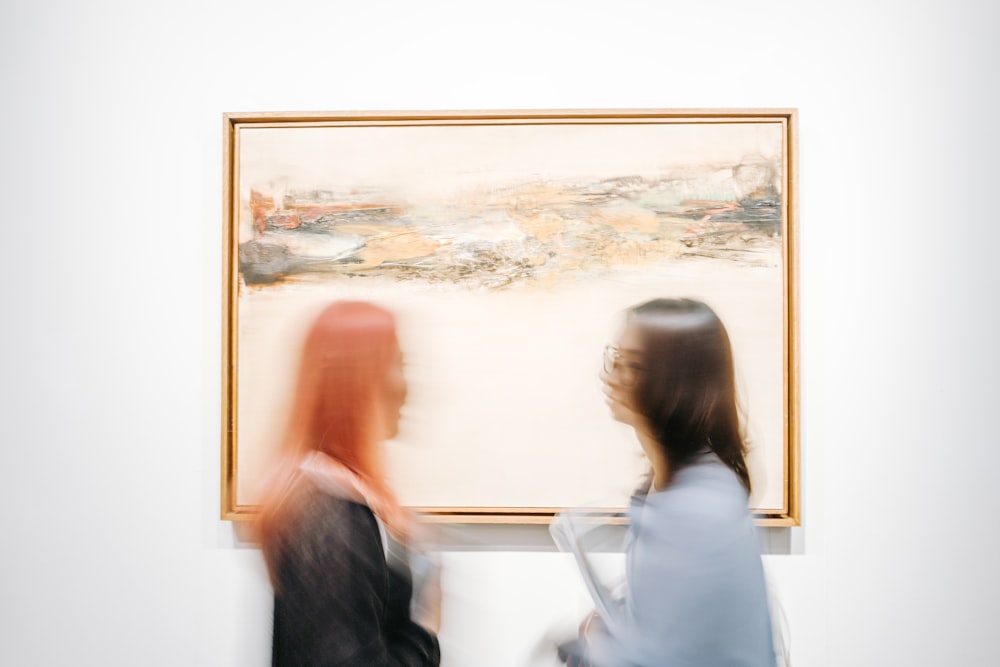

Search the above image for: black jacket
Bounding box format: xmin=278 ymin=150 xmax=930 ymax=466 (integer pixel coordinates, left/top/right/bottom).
xmin=266 ymin=480 xmax=440 ymax=666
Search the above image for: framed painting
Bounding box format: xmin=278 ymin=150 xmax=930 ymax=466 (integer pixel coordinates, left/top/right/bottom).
xmin=222 ymin=109 xmax=799 ymax=525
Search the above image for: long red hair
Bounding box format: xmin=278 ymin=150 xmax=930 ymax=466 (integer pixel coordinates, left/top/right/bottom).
xmin=255 ymin=301 xmax=404 ymax=547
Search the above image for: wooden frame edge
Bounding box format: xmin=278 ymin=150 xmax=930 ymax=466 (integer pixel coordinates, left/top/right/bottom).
xmin=785 ymin=109 xmax=802 ymax=527
xmin=221 ymin=114 xmax=240 ymax=520
xmin=223 ymin=108 xmax=799 ymax=125
xmin=225 ymin=509 xmax=795 ymax=526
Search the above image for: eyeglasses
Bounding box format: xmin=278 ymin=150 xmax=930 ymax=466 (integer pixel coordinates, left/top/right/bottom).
xmin=603 ymin=345 xmax=643 ymax=385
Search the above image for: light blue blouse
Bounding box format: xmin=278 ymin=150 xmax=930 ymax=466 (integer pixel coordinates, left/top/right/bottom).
xmin=590 ymin=453 xmax=777 ymax=667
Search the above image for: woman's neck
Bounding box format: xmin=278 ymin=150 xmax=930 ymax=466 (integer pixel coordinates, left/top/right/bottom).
xmin=635 ymin=428 xmax=670 ymax=491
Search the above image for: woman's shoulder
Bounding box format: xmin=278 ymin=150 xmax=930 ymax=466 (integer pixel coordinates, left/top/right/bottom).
xmin=283 ymin=477 xmax=379 ymax=539
xmin=676 ymin=452 xmax=746 ymax=491
xmin=642 ymin=456 xmax=751 ymax=526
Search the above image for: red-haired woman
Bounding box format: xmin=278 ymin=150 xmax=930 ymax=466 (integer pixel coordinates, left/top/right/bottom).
xmin=256 ymin=301 xmax=441 ymax=666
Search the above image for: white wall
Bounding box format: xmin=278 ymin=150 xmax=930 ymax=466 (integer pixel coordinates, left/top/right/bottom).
xmin=1 ymin=1 xmax=998 ymax=665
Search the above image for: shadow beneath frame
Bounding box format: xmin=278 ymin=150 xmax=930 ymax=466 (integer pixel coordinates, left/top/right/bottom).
xmin=427 ymin=523 xmax=796 ymax=555
xmin=758 ymin=527 xmax=794 ymax=555
xmin=229 ymin=517 xmax=797 ymax=555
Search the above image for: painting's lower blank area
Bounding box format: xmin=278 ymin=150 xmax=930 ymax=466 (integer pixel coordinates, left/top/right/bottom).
xmin=235 ymin=255 xmax=785 ymax=516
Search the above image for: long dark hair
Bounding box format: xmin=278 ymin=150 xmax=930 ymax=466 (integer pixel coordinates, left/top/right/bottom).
xmin=628 ymin=298 xmax=751 ymax=493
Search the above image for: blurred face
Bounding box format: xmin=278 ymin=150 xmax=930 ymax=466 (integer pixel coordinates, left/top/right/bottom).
xmin=380 ymin=344 xmax=408 ymax=439
xmin=601 ymin=321 xmax=645 ymax=427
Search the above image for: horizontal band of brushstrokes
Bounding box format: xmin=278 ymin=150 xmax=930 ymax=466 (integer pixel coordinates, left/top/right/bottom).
xmin=239 ymin=157 xmax=782 ymax=289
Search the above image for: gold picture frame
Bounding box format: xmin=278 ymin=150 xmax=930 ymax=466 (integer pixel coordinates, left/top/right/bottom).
xmin=222 ymin=109 xmax=799 ymax=526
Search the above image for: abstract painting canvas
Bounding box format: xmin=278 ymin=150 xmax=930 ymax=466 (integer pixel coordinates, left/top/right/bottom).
xmin=222 ymin=110 xmax=799 ymax=525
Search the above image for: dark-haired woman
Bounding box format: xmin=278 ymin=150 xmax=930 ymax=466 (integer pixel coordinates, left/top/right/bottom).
xmin=566 ymin=298 xmax=776 ymax=667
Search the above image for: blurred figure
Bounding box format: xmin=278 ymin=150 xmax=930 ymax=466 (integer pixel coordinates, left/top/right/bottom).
xmin=256 ymin=301 xmax=441 ymax=666
xmin=559 ymin=298 xmax=776 ymax=667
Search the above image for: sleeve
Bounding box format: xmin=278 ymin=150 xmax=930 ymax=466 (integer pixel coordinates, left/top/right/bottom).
xmin=584 ymin=504 xmax=705 ymax=667
xmin=271 ymin=495 xmax=440 ymax=666
xmin=587 ymin=494 xmax=767 ymax=667
xmin=385 ymin=613 xmax=440 ymax=667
